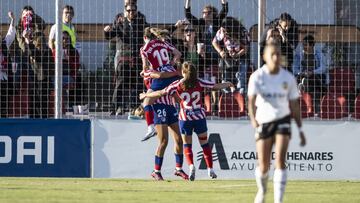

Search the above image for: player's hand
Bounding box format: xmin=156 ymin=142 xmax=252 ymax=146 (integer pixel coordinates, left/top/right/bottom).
xmin=104 ymin=25 xmax=111 ymax=32
xmin=140 ymin=70 xmax=145 ymax=77
xmin=299 ymin=131 xmax=306 ymax=147
xmin=251 ymin=119 xmax=259 ymax=129
xmin=139 ymin=92 xmax=147 ymax=100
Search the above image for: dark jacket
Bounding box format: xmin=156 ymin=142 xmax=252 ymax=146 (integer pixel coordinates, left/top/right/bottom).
xmin=184 ymin=3 xmax=228 ymax=43
xmin=104 ymin=11 xmax=149 ymax=58
xmin=28 ymin=41 xmax=54 ymax=82
xmin=260 ymin=18 xmax=299 ymax=69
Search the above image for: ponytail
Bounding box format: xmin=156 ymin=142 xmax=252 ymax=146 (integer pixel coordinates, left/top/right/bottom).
xmin=181 ymin=62 xmax=198 ymax=91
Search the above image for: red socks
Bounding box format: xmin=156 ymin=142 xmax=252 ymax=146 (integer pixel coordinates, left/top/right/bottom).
xmin=201 ymin=143 xmax=213 ymax=169
xmin=184 ymin=144 xmax=194 ymax=165
xmin=144 ymin=105 xmax=154 ymax=126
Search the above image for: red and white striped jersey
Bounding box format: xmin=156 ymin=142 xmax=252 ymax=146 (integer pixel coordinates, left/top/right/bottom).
xmin=165 ymin=78 xmax=215 ymax=121
xmin=140 ymin=39 xmax=175 ymax=69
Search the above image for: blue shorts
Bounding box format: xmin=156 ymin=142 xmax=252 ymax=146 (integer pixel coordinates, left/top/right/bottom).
xmin=151 ymin=76 xmax=181 ymax=91
xmin=153 ymin=103 xmax=179 ymax=125
xmin=150 ymin=65 xmax=181 ymax=91
xmin=179 ymin=119 xmax=208 ymax=136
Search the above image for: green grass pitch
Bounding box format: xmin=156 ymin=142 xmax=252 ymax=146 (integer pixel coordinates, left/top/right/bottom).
xmin=0 ymin=178 xmax=359 ymax=203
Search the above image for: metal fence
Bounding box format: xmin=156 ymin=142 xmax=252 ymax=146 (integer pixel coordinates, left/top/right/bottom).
xmin=0 ymin=0 xmax=359 ymax=120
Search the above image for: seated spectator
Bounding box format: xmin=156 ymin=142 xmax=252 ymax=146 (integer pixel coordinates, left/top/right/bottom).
xmin=24 ymin=31 xmax=53 ymax=118
xmin=184 ymin=0 xmax=228 ymax=65
xmin=49 ymin=5 xmax=81 ymax=53
xmin=0 ymin=11 xmax=16 ymax=117
xmin=212 ymin=17 xmax=250 ymax=94
xmin=260 ymin=12 xmax=299 ymax=71
xmin=293 ymin=35 xmax=328 ymax=111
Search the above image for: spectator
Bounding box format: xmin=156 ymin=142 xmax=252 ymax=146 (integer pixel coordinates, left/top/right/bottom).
xmin=104 ymin=2 xmax=149 ymax=115
xmin=16 ymin=6 xmax=46 ymax=53
xmin=14 ymin=6 xmax=46 ymax=118
xmin=0 ymin=11 xmax=16 ymax=117
xmin=49 ymin=5 xmax=81 ymax=52
xmin=184 ymin=0 xmax=228 ymax=65
xmin=260 ymin=12 xmax=299 ymax=71
xmin=212 ymin=17 xmax=250 ymax=94
xmin=24 ymin=32 xmax=53 ymax=118
xmin=58 ymin=31 xmax=81 ymax=108
xmin=293 ymin=35 xmax=328 ymax=111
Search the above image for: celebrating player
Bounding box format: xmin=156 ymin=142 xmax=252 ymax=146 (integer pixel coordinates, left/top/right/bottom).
xmin=140 ymin=27 xmax=188 ymax=181
xmin=140 ymin=27 xmax=182 ymax=141
xmin=247 ymin=43 xmax=306 ymax=203
xmin=140 ymin=62 xmax=234 ymax=181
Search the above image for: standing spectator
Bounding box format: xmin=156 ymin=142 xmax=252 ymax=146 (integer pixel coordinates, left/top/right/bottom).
xmin=104 ymin=2 xmax=149 ymax=115
xmin=293 ymin=35 xmax=328 ymax=111
xmin=48 ymin=5 xmax=81 ymax=53
xmin=260 ymin=12 xmax=299 ymax=71
xmin=184 ymin=0 xmax=228 ymax=64
xmin=212 ymin=17 xmax=250 ymax=94
xmin=57 ymin=31 xmax=81 ymax=108
xmin=0 ymin=11 xmax=16 ymax=117
xmin=16 ymin=6 xmax=46 ymax=54
xmin=23 ymin=32 xmax=53 ymax=118
xmin=15 ymin=6 xmax=46 ymax=118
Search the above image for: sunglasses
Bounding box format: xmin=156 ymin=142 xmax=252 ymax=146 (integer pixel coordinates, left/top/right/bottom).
xmin=185 ymin=29 xmax=195 ymax=33
xmin=203 ymin=11 xmax=211 ymax=14
xmin=126 ymin=9 xmax=137 ymax=13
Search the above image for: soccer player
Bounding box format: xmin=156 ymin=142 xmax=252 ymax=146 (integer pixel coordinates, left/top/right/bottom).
xmin=140 ymin=28 xmax=188 ymax=181
xmin=140 ymin=27 xmax=182 ymax=141
xmin=140 ymin=62 xmax=234 ymax=181
xmin=247 ymin=43 xmax=306 ymax=203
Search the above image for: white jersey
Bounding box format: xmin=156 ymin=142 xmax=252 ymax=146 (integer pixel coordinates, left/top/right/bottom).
xmin=247 ymin=65 xmax=299 ymax=124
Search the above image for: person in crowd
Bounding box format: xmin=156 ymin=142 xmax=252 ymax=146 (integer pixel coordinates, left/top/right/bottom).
xmin=260 ymin=12 xmax=299 ymax=71
xmin=212 ymin=16 xmax=250 ymax=94
xmin=23 ymin=31 xmax=53 ymax=118
xmin=184 ymin=0 xmax=228 ymax=64
xmin=0 ymin=11 xmax=16 ymax=117
xmin=140 ymin=62 xmax=235 ymax=181
xmin=59 ymin=31 xmax=81 ymax=108
xmin=293 ymin=35 xmax=328 ymax=111
xmin=104 ymin=2 xmax=149 ymax=115
xmin=248 ymin=43 xmax=306 ymax=203
xmin=184 ymin=0 xmax=228 ymax=114
xmin=49 ymin=5 xmax=81 ymax=53
xmin=14 ymin=6 xmax=46 ymax=118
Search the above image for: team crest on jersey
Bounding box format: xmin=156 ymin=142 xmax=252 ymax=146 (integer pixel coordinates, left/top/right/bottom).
xmin=282 ymin=82 xmax=288 ymax=90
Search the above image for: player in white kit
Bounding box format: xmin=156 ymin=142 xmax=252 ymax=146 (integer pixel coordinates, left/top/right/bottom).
xmin=247 ymin=43 xmax=306 ymax=203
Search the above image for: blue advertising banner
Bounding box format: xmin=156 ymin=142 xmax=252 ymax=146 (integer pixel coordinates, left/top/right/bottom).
xmin=0 ymin=119 xmax=91 ymax=177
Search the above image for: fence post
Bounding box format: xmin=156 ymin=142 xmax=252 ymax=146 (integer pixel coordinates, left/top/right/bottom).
xmin=55 ymin=0 xmax=63 ymax=118
xmin=258 ymin=0 xmax=266 ymax=69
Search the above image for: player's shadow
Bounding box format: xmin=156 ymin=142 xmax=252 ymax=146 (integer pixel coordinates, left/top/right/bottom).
xmin=93 ymin=120 xmax=111 ymax=178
